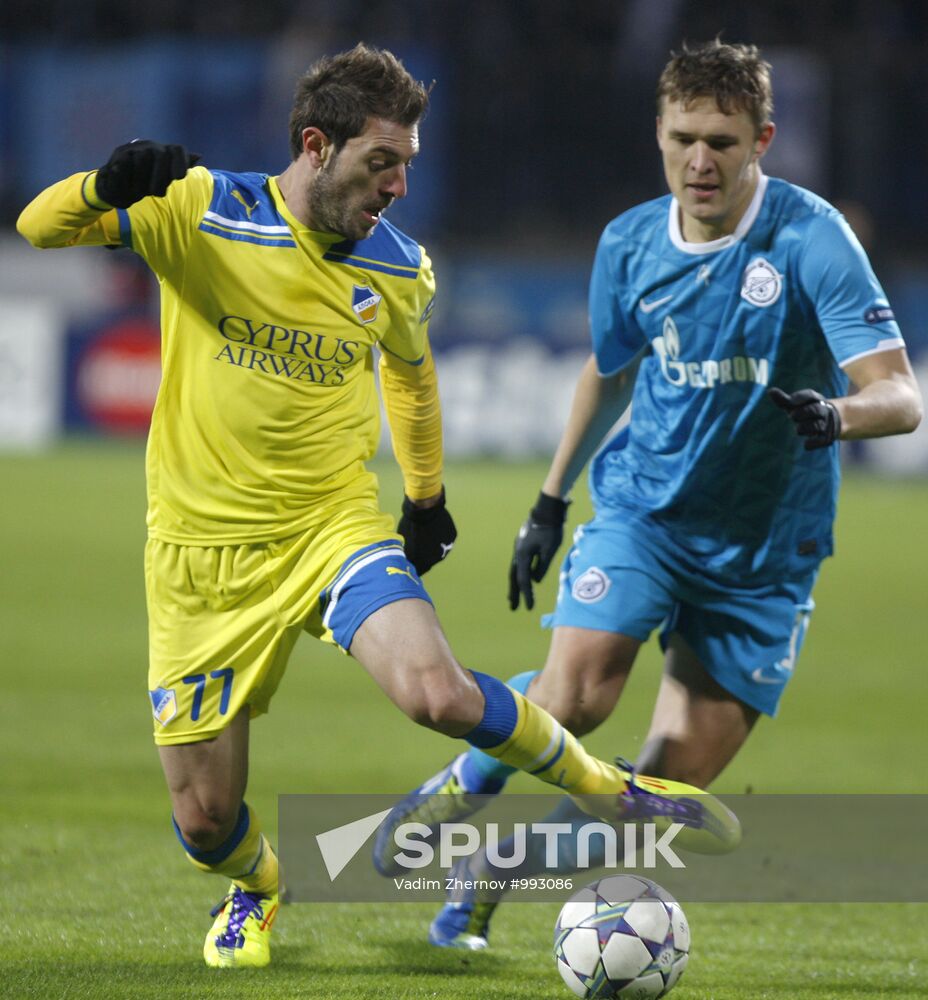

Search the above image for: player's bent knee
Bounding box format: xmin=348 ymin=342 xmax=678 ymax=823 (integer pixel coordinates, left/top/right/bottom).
xmin=531 ymin=676 xmax=615 ymax=735
xmin=393 ymin=667 xmax=481 ymax=735
xmin=557 ymin=701 xmax=611 ymax=737
xmin=173 ymin=797 xmax=242 ymax=851
xmin=403 ymin=688 xmax=478 ymax=735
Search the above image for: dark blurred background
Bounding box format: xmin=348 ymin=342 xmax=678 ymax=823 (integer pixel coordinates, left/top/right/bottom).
xmin=1 ymin=0 xmax=926 ymax=466
xmin=2 ymin=0 xmax=926 ymax=253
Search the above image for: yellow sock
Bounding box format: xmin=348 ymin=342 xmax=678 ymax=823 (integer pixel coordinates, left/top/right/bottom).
xmin=230 ymin=833 xmax=279 ymax=896
xmin=177 ymin=803 xmax=279 ymax=895
xmin=480 ymin=690 xmax=628 ymax=796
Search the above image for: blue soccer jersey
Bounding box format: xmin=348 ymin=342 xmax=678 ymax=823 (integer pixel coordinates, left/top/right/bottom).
xmin=588 ymin=174 xmax=904 ymax=584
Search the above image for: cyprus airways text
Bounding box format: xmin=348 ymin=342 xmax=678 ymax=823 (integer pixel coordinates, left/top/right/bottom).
xmin=214 ymin=314 xmax=361 ymax=385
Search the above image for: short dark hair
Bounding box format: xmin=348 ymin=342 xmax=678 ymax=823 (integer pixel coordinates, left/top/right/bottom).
xmin=288 ymin=43 xmax=430 ymax=159
xmin=657 ymin=40 xmax=773 ymax=134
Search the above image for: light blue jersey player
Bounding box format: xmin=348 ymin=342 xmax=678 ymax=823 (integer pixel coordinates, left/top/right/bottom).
xmin=542 ymin=171 xmax=906 ymax=714
xmin=375 ymin=40 xmax=923 ymax=950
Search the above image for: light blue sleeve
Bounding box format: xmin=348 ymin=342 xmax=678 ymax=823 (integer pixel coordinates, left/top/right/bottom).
xmin=589 ymin=226 xmax=648 ymax=376
xmin=797 ymin=211 xmax=904 ymax=366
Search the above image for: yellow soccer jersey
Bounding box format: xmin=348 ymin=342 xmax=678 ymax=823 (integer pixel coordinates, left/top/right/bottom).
xmin=19 ymin=167 xmax=441 ymax=543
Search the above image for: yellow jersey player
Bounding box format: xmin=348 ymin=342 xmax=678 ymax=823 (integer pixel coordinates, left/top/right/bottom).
xmin=17 ymin=43 xmax=738 ymax=970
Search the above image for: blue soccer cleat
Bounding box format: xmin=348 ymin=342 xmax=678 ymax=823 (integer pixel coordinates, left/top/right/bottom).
xmin=373 ymin=753 xmax=491 ymax=877
xmin=428 ymin=855 xmax=503 ymax=950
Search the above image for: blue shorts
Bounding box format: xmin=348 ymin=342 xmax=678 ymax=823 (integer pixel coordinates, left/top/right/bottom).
xmin=542 ymin=517 xmax=817 ymax=716
xmin=321 ymin=541 xmax=432 ymax=651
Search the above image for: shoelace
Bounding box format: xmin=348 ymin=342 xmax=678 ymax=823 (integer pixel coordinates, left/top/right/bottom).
xmin=211 ymin=888 xmax=267 ymax=949
xmin=614 ymin=756 xmax=704 ymax=829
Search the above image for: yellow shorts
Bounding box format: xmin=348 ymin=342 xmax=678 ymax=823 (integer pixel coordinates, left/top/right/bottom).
xmin=145 ymin=503 xmax=425 ymax=746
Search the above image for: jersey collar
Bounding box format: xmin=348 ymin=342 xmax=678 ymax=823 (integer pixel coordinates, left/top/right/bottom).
xmin=668 ymin=171 xmax=769 ymax=255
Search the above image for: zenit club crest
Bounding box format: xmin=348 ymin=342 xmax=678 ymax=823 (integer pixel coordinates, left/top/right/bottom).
xmin=351 ymin=285 xmax=382 ymax=324
xmin=572 ymin=567 xmax=611 ymax=604
xmin=150 ymin=687 xmax=177 ymax=726
xmin=740 ymin=258 xmax=782 ymax=307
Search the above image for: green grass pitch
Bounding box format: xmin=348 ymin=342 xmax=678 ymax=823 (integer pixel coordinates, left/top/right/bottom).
xmin=2 ymin=442 xmax=926 ymax=998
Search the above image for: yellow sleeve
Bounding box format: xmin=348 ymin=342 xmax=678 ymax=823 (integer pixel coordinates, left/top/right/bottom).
xmin=17 ymin=171 xmax=123 ymax=249
xmin=379 ymin=339 xmax=444 ymax=501
xmin=17 ymin=166 xmax=213 ymax=279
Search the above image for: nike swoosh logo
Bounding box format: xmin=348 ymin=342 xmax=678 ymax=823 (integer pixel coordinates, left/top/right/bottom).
xmin=751 ymin=666 xmax=788 ymax=684
xmin=639 ymin=294 xmax=674 ymax=313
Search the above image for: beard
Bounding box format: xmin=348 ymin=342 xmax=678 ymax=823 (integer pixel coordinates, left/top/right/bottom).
xmin=306 ymin=165 xmax=374 ymax=243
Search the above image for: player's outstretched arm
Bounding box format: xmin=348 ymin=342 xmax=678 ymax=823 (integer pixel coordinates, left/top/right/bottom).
xmin=769 ymin=347 xmax=922 ymax=449
xmin=17 ymin=140 xmax=199 ymax=250
xmin=509 ymin=353 xmax=637 ymax=610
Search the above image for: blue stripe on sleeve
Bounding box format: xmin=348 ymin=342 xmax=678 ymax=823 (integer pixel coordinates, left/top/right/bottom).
xmin=116 ymin=209 xmax=133 ymax=250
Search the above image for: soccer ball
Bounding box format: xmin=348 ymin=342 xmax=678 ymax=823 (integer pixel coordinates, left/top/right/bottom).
xmin=553 ymin=875 xmax=690 ymax=999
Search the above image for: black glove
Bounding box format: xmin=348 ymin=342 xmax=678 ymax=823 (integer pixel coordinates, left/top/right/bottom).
xmin=398 ymin=489 xmax=457 ymax=575
xmin=95 ymin=140 xmax=201 ymax=209
xmin=509 ymin=491 xmax=569 ymax=611
xmin=768 ymin=386 xmax=842 ymax=450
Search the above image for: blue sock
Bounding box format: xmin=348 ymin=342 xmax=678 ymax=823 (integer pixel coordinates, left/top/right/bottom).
xmin=458 ymin=670 xmax=539 ymax=793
